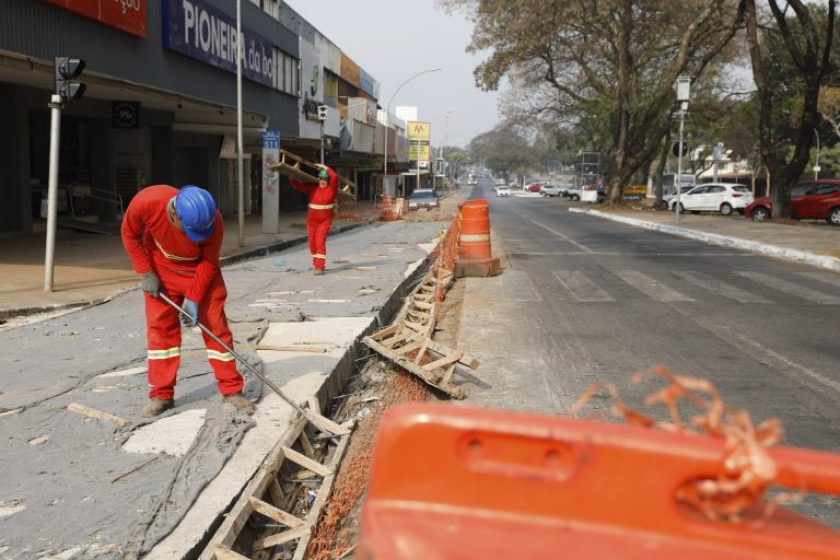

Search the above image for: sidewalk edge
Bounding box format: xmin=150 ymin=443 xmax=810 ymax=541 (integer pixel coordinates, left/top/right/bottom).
xmin=570 ymin=207 xmax=840 ymax=272
xmin=1 ymin=221 xmax=372 ymax=323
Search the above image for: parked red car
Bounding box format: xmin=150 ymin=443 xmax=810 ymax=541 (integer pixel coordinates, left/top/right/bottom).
xmin=525 ymin=182 xmax=544 ymax=192
xmin=745 ymin=180 xmax=840 ymax=225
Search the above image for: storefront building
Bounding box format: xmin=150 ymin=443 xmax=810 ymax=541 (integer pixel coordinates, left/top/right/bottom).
xmin=0 ymin=0 xmax=300 ymax=234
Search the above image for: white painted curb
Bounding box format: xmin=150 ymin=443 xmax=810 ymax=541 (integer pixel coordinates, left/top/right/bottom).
xmin=569 ymin=207 xmax=840 ymax=272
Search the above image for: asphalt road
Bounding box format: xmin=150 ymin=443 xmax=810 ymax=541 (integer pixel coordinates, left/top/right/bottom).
xmin=461 ymin=179 xmax=840 ymax=525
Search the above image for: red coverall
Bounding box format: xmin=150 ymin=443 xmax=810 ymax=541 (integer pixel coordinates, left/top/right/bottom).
xmin=121 ymin=185 xmax=244 ymax=401
xmin=291 ymin=166 xmax=338 ymax=271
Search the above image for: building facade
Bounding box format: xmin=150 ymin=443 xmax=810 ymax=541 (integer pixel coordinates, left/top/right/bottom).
xmin=0 ymin=0 xmax=400 ymax=236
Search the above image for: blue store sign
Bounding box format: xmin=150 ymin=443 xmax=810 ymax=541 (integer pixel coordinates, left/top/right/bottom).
xmin=163 ymin=0 xmax=282 ymax=91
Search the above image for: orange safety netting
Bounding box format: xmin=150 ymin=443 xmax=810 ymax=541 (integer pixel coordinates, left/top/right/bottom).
xmin=571 ymin=365 xmax=788 ymax=522
xmin=431 ymin=212 xmax=461 ymax=303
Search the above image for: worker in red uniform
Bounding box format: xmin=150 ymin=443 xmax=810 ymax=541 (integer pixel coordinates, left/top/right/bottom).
xmin=290 ymin=164 xmax=338 ymax=275
xmin=121 ymin=185 xmax=254 ymax=417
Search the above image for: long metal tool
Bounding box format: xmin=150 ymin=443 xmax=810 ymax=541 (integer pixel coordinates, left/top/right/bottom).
xmin=159 ymin=293 xmax=348 ymax=436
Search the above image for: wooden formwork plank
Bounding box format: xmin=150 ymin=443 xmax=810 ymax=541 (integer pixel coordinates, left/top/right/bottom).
xmin=414 ymin=338 xmax=431 ymax=365
xmin=213 ymin=544 xmax=251 ymax=560
xmin=412 ymin=301 xmax=434 ymax=311
xmin=268 ymin=479 xmax=286 ymax=507
xmin=299 ymin=430 xmax=315 ymax=458
xmin=393 ymin=340 xmax=423 ymax=357
xmin=281 ymin=446 xmax=332 ymax=477
xmin=440 ymin=364 xmax=457 ymax=386
xmin=249 ymin=497 xmax=305 ymax=528
xmin=253 ymin=524 xmax=312 ymax=551
xmin=423 ymin=338 xmax=480 ymax=369
xmin=290 ymin=432 xmax=353 ymax=560
xmin=362 ymin=336 xmax=464 ymax=399
xmin=369 ymin=323 xmax=400 ymax=341
xmin=201 ymin=418 xmax=307 ymax=558
xmin=422 ymin=352 xmax=463 ymax=373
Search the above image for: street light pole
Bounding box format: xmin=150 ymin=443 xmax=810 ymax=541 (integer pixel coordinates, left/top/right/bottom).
xmin=383 ymin=67 xmax=441 ymax=199
xmin=236 ymin=0 xmax=244 ymax=247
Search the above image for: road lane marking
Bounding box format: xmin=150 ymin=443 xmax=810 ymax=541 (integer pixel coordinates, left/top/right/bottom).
xmin=671 ymin=271 xmax=770 ymax=303
xmin=799 ymin=271 xmax=840 ymax=291
xmin=553 ymin=270 xmax=614 ymax=302
xmin=728 ymin=329 xmax=840 ymax=397
xmin=736 ymin=271 xmax=840 ymax=304
xmin=614 ymin=270 xmax=694 ymax=302
xmin=528 ymin=219 xmax=595 ymax=253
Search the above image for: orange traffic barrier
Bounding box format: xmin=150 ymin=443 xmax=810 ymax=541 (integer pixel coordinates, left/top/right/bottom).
xmin=359 ymin=403 xmax=840 ymax=560
xmin=456 ymin=199 xmax=500 ymax=277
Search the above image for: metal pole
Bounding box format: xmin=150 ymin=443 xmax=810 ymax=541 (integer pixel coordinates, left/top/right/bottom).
xmin=320 ymin=120 xmax=325 ymax=164
xmin=814 ymin=128 xmax=820 ymax=180
xmin=44 ymin=94 xmax=63 ymax=293
xmin=675 ymin=104 xmax=686 ymax=224
xmin=383 ymin=111 xmax=389 ymax=201
xmin=236 ymin=0 xmax=245 ymax=247
xmin=416 ymin=138 xmax=421 ymax=192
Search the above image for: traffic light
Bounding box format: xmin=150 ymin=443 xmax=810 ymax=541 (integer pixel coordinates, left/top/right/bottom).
xmin=54 ymin=57 xmax=86 ymax=101
xmin=317 ymin=104 xmax=328 ymax=121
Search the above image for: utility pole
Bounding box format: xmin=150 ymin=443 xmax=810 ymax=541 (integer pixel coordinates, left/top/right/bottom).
xmin=712 ymin=142 xmax=723 ymax=183
xmin=814 ymin=128 xmax=821 ymax=180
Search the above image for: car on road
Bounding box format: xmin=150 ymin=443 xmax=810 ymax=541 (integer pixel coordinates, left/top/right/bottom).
xmin=539 ymin=184 xmax=563 ymax=197
xmin=668 ymin=183 xmax=754 ymax=215
xmin=494 ymin=186 xmax=511 ymax=197
xmin=525 ymin=182 xmax=544 ymax=192
xmin=745 ymin=181 xmax=840 ymax=225
xmin=408 ymin=189 xmax=440 ymax=211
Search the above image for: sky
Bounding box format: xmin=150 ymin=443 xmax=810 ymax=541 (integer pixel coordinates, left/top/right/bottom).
xmin=288 ymin=0 xmax=501 ymax=147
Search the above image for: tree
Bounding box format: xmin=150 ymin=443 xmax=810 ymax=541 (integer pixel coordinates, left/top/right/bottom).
xmin=442 ymin=0 xmax=746 ymax=204
xmin=744 ymin=0 xmax=836 ymax=217
xmin=468 ymin=123 xmax=536 ymax=176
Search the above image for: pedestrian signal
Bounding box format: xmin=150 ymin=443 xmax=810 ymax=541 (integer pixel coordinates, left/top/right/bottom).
xmin=317 ymin=104 xmax=328 ymax=121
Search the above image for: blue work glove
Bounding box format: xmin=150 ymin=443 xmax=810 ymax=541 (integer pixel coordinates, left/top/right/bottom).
xmin=180 ymin=299 xmax=199 ymax=328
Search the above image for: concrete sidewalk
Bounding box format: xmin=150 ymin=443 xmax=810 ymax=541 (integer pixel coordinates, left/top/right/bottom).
xmin=0 ymin=205 xmax=380 ymax=323
xmin=569 ymin=206 xmax=840 ymax=271
xmin=0 ymin=218 xmax=445 ymax=559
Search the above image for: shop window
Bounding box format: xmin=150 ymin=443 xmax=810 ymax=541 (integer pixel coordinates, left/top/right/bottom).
xmin=262 ymin=0 xmax=279 ymax=21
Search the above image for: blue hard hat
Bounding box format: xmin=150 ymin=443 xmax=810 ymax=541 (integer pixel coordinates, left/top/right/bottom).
xmin=318 ymin=168 xmax=329 ymax=179
xmin=175 ymin=186 xmax=216 ymax=242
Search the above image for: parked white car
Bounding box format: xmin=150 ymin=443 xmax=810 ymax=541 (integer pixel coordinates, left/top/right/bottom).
xmin=494 ymin=186 xmax=511 ymax=197
xmin=539 ymin=184 xmax=563 ymax=197
xmin=668 ymin=183 xmax=754 ymax=215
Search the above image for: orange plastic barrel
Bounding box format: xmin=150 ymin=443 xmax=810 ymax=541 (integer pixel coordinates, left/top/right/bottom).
xmin=459 ymin=199 xmax=492 ymax=260
xmin=381 ymin=195 xmax=395 ymax=221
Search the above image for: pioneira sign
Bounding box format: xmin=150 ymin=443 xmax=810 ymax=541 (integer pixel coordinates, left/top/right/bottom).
xmin=163 ymin=0 xmax=285 ymax=91
xmin=43 ymin=0 xmax=147 ymax=37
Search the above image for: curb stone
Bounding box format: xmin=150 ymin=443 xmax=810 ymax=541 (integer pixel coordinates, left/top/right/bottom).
xmin=569 ymin=207 xmax=840 ymax=272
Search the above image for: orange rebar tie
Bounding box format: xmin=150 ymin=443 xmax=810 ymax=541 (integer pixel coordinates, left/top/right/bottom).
xmin=358 ymin=403 xmax=840 ymax=560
